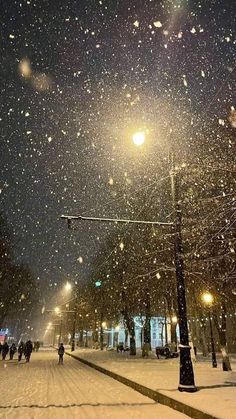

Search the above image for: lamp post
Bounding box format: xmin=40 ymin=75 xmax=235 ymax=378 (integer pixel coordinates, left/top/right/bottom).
xmin=132 ymin=132 xmax=196 ymax=391
xmin=71 ymin=309 xmax=77 ymax=351
xmin=60 ymin=131 xmax=196 ymax=391
xmin=201 ymin=292 xmax=217 ymax=368
xmin=95 ymin=281 xmax=104 ymax=350
xmin=58 ymin=317 xmax=63 ymax=345
xmin=170 ymin=155 xmax=196 ymax=391
xmin=62 ymin=281 xmax=77 ymax=352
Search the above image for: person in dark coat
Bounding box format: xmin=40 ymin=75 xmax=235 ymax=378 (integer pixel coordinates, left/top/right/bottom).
xmin=9 ymin=343 xmax=17 ymax=360
xmin=58 ymin=343 xmax=65 ymax=365
xmin=18 ymin=341 xmax=25 ymax=361
xmin=24 ymin=340 xmax=33 ymax=362
xmin=0 ymin=342 xmax=2 ymax=354
xmin=35 ymin=341 xmax=40 ymax=352
xmin=2 ymin=342 xmax=9 ymax=360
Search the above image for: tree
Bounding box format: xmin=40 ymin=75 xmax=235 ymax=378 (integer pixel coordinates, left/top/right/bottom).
xmin=0 ymin=213 xmax=40 ymax=337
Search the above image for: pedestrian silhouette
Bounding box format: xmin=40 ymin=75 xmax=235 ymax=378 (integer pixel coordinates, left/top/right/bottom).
xmin=18 ymin=341 xmax=25 ymax=361
xmin=24 ymin=340 xmax=33 ymax=362
xmin=58 ymin=343 xmax=65 ymax=365
xmin=9 ymin=343 xmax=17 ymax=360
xmin=2 ymin=342 xmax=9 ymax=360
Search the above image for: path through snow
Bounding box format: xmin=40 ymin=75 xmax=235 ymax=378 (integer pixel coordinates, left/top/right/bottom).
xmin=0 ymin=348 xmax=188 ymax=418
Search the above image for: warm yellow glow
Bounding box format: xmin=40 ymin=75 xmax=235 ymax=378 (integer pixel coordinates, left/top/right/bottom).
xmin=18 ymin=58 xmax=32 ymax=78
xmin=132 ymin=131 xmax=145 ymax=146
xmin=171 ymin=315 xmax=178 ymax=324
xmin=54 ymin=306 xmax=60 ymax=314
xmin=64 ymin=281 xmax=72 ymax=292
xmin=202 ymin=292 xmax=214 ymax=305
xmin=48 ymin=322 xmax=52 ymax=327
xmin=115 ymin=325 xmax=120 ymax=331
xmin=102 ymin=321 xmax=107 ymax=328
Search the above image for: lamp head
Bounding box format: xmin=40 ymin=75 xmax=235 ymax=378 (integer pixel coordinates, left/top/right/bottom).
xmin=132 ymin=131 xmax=145 ymax=146
xmin=202 ymin=292 xmax=214 ymax=305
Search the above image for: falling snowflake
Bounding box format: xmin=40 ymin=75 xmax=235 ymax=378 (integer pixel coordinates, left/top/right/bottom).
xmin=153 ymin=21 xmax=162 ymax=28
xmin=183 ymin=76 xmax=188 ymax=87
xmin=119 ymin=242 xmax=124 ymax=251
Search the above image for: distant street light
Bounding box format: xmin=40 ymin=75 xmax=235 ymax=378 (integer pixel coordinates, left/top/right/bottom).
xmin=64 ymin=281 xmax=72 ymax=292
xmin=201 ymin=292 xmax=217 ymax=368
xmin=45 ymin=306 xmax=76 ymax=350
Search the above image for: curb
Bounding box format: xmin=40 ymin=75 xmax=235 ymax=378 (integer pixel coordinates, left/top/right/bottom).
xmin=65 ymin=351 xmax=219 ymax=419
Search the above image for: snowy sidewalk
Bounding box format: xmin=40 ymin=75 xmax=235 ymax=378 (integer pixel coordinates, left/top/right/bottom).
xmin=0 ymin=349 xmax=188 ymax=419
xmin=67 ymin=348 xmax=236 ymax=419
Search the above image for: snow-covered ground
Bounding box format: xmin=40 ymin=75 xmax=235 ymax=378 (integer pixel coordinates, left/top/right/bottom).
xmin=71 ymin=347 xmax=236 ymax=419
xmin=0 ymin=348 xmax=187 ymax=418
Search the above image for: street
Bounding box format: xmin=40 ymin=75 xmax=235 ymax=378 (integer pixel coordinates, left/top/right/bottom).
xmin=0 ymin=348 xmax=188 ymax=419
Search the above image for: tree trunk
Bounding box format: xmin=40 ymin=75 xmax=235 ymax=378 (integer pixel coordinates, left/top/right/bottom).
xmin=129 ymin=319 xmax=136 ymax=356
xmin=79 ymin=328 xmax=84 ymax=347
xmin=214 ymin=302 xmax=231 ymax=371
xmin=124 ymin=316 xmax=136 ymax=355
xmin=171 ymin=322 xmax=177 ymax=351
xmin=200 ymin=323 xmax=208 ymax=357
xmin=125 ymin=328 xmax=129 ymax=347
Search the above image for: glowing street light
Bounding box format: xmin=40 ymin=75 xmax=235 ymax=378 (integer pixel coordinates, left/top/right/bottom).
xmin=54 ymin=307 xmax=60 ymax=314
xmin=64 ymin=281 xmax=72 ymax=292
xmin=201 ymin=292 xmax=214 ymax=306
xmin=60 ymin=127 xmax=197 ymax=391
xmin=201 ymin=291 xmax=217 ymax=368
xmin=132 ymin=131 xmax=145 ymax=146
xmin=133 ymin=131 xmax=196 ymax=391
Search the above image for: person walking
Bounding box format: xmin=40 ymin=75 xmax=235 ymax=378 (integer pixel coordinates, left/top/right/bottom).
xmin=18 ymin=341 xmax=25 ymax=361
xmin=58 ymin=343 xmax=65 ymax=365
xmin=2 ymin=342 xmax=9 ymax=360
xmin=24 ymin=340 xmax=33 ymax=362
xmin=35 ymin=341 xmax=40 ymax=352
xmin=9 ymin=343 xmax=17 ymax=360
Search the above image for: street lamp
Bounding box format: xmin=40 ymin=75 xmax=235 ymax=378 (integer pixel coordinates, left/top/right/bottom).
xmin=132 ymin=133 xmax=196 ymax=392
xmin=45 ymin=307 xmax=76 ymax=349
xmin=201 ymin=292 xmax=217 ymax=368
xmin=64 ymin=281 xmax=72 ymax=292
xmin=60 ymin=132 xmax=197 ymax=391
xmin=95 ymin=280 xmax=104 ymax=350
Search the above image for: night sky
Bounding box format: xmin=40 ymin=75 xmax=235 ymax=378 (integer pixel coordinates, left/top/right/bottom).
xmin=0 ymin=0 xmax=235 ymax=303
